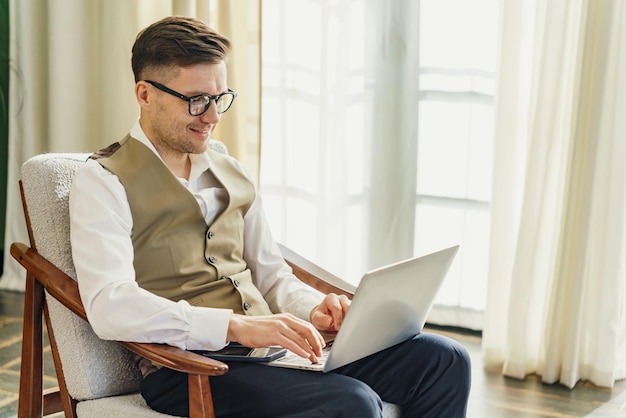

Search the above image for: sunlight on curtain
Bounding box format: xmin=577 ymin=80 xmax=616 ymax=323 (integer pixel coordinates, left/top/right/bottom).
xmin=211 ymin=0 xmax=262 ymax=181
xmin=260 ymin=0 xmax=370 ymax=284
xmin=483 ymin=0 xmax=626 ymax=388
xmin=259 ymin=0 xmax=499 ymax=330
xmin=412 ymin=0 xmax=498 ymax=328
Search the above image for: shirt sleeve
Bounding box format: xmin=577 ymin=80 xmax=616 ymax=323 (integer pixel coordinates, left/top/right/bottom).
xmin=69 ymin=159 xmax=231 ymax=351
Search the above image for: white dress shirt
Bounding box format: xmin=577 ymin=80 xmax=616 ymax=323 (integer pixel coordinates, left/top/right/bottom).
xmin=69 ymin=120 xmax=323 ymax=351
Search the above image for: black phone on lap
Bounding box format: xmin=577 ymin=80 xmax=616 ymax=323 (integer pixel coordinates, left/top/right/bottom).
xmin=194 ymin=343 xmax=287 ymax=362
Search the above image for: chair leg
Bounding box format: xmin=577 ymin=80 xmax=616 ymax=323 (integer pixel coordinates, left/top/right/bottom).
xmin=42 ymin=388 xmax=64 ymax=416
xmin=18 ymin=272 xmax=44 ymax=418
xmin=44 ymin=302 xmax=78 ymax=417
xmin=188 ymin=374 xmax=216 ymax=418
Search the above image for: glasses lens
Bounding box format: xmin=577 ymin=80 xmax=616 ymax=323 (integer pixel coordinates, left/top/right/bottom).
xmin=188 ymin=92 xmax=235 ymax=116
xmin=216 ymin=93 xmax=235 ymax=114
xmin=189 ymin=96 xmax=210 ymax=116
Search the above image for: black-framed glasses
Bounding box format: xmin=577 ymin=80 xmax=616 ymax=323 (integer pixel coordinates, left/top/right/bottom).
xmin=145 ymin=80 xmax=237 ymax=116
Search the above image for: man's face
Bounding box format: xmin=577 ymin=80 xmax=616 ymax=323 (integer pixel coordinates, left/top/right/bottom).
xmin=138 ymin=62 xmax=228 ymax=156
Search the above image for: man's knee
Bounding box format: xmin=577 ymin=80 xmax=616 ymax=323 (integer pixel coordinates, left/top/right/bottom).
xmin=321 ymin=379 xmax=383 ymax=418
xmin=440 ymin=335 xmax=472 ymax=392
xmin=397 ymin=334 xmax=471 ymax=417
xmin=419 ymin=333 xmax=471 ymax=387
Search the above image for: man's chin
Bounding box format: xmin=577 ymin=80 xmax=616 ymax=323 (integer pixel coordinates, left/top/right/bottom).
xmin=188 ymin=144 xmax=208 ymax=154
xmin=183 ymin=136 xmax=211 ymax=154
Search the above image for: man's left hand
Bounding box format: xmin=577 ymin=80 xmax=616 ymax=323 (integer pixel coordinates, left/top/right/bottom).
xmin=310 ymin=293 xmax=351 ymax=332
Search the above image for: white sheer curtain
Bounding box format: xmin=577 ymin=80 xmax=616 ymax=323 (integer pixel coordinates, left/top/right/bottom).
xmin=260 ymin=0 xmax=495 ymax=330
xmin=260 ymin=0 xmax=414 ymax=280
xmin=1 ymin=0 xmax=260 ymax=290
xmin=260 ymin=0 xmax=374 ymax=283
xmin=261 ymin=0 xmax=626 ymax=388
xmin=483 ymin=0 xmax=626 ymax=388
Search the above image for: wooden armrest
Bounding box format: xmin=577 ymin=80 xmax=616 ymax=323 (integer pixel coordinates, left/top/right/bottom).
xmin=278 ymin=243 xmax=356 ymax=298
xmin=10 ymin=242 xmax=228 ymax=376
xmin=119 ymin=342 xmax=228 ymax=376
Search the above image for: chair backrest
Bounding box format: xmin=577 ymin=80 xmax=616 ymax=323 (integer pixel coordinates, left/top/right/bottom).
xmin=21 ymin=153 xmax=143 ymax=401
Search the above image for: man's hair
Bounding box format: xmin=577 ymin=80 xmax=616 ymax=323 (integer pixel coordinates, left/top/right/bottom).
xmin=131 ymin=16 xmax=231 ymax=82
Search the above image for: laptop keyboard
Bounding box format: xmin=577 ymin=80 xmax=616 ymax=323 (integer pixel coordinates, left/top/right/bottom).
xmin=277 ymin=343 xmax=332 ymax=366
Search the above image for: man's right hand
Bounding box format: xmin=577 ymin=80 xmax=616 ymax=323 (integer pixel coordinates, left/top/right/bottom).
xmin=226 ymin=313 xmax=326 ymax=363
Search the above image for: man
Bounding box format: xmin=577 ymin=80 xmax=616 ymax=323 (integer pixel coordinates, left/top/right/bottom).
xmin=70 ymin=16 xmax=471 ymax=417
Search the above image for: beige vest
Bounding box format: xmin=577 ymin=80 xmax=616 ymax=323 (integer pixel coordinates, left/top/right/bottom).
xmin=92 ymin=135 xmax=272 ymax=316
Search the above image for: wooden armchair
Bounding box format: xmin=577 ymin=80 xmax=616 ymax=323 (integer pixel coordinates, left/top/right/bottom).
xmin=12 ymin=148 xmax=400 ymax=417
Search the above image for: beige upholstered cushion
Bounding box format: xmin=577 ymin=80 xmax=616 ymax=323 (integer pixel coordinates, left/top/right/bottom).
xmin=383 ymin=402 xmax=402 ymax=417
xmin=21 ymin=153 xmax=144 ymax=401
xmin=76 ymin=393 xmax=176 ymax=417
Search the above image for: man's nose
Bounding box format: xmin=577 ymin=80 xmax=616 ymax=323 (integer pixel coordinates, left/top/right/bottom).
xmin=200 ymin=102 xmax=220 ymax=124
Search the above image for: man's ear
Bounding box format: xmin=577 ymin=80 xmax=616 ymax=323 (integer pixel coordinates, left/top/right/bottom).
xmin=135 ymin=81 xmax=151 ymax=108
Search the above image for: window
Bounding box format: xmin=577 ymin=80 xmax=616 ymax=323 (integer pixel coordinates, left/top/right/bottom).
xmin=414 ymin=0 xmax=499 ymax=326
xmin=260 ymin=0 xmax=500 ymax=330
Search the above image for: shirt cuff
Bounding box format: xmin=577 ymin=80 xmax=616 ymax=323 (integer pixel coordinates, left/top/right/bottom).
xmin=294 ymin=293 xmax=325 ymax=322
xmin=186 ymin=306 xmax=233 ymax=351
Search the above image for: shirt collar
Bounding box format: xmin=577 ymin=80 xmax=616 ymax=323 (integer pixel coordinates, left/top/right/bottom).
xmin=130 ymin=119 xmax=212 ymax=182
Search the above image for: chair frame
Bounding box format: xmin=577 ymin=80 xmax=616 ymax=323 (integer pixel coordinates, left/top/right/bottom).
xmin=13 ymin=180 xmax=354 ymax=418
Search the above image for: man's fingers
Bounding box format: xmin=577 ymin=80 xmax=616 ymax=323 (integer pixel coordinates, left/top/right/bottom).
xmin=334 ymin=295 xmax=350 ymax=329
xmin=272 ymin=314 xmax=325 ymax=359
xmin=227 ymin=313 xmax=325 ymax=361
xmin=276 ymin=325 xmax=323 ymax=360
xmin=326 ymin=294 xmax=351 ymax=330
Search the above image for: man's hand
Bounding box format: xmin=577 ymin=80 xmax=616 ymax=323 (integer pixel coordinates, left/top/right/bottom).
xmin=227 ymin=313 xmax=326 ymax=362
xmin=310 ymin=293 xmax=351 ymax=332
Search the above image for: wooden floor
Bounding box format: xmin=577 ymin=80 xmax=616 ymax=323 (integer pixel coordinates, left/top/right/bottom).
xmin=1 ymin=288 xmax=625 ymax=417
xmin=432 ymin=326 xmax=626 ymax=417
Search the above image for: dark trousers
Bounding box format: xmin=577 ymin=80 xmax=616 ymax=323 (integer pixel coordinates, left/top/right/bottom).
xmin=141 ymin=332 xmax=471 ymax=417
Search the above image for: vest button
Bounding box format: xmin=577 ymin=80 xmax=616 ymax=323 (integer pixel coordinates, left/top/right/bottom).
xmin=243 ymin=302 xmax=251 ymax=311
xmin=208 ymin=256 xmax=217 ymax=263
xmin=233 ymin=279 xmax=240 ymax=287
xmin=207 ymin=231 xmax=215 ymax=239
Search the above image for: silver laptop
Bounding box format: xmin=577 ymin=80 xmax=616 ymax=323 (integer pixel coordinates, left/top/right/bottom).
xmin=266 ymin=245 xmax=459 ymax=372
